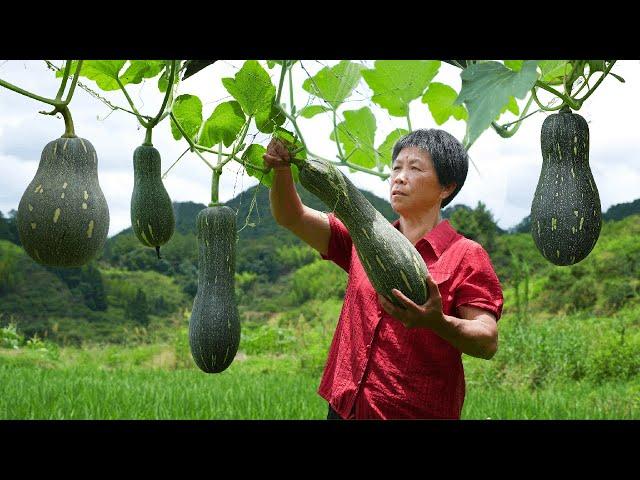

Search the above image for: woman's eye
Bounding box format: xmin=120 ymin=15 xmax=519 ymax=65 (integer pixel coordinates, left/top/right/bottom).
xmin=412 ymin=167 xmax=421 ymax=171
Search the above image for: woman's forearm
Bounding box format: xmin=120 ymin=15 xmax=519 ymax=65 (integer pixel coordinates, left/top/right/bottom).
xmin=269 ymin=167 xmax=305 ymax=227
xmin=432 ymin=314 xmax=498 ymax=360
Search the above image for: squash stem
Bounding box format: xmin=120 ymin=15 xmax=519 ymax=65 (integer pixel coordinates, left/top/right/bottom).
xmin=573 ymin=60 xmax=617 ymax=106
xmin=535 ymin=81 xmax=580 ymax=110
xmin=55 ymin=60 xmax=72 ymax=101
xmin=332 ymin=109 xmax=345 ymax=160
xmin=117 ymin=77 xmax=149 ymax=128
xmin=62 ymin=60 xmax=83 ymax=105
xmin=210 ymin=167 xmax=221 ymax=206
xmin=150 ymin=60 xmax=177 ymax=127
xmin=144 ymin=127 xmax=153 ymax=146
xmin=275 ymin=60 xmax=287 ymax=104
xmin=0 ymin=76 xmax=61 ymax=107
xmin=60 ymin=106 xmax=77 ymax=138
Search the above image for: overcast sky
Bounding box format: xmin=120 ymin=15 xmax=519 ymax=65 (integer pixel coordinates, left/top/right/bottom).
xmin=1 ymin=60 xmax=639 ymax=237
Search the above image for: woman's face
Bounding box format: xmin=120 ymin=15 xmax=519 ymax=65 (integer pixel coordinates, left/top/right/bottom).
xmin=389 ymin=146 xmax=455 ymax=215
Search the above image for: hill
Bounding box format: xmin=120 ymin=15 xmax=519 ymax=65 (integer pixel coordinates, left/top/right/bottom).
xmin=1 ymin=183 xmax=638 ymax=346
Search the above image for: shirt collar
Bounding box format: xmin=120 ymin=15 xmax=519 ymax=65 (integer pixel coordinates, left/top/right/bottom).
xmin=391 ymin=218 xmax=459 ymax=258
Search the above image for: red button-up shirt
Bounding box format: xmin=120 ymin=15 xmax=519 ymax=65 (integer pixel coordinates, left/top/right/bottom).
xmin=318 ymin=213 xmax=504 ymax=420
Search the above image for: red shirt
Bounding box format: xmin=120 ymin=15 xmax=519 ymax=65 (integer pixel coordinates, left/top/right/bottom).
xmin=318 ymin=213 xmax=504 ymax=419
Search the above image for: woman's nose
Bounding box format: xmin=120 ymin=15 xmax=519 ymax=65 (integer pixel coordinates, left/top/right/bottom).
xmin=393 ymin=173 xmax=407 ymax=184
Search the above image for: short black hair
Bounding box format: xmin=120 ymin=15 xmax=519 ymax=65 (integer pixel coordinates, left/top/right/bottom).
xmin=391 ymin=129 xmax=468 ymax=208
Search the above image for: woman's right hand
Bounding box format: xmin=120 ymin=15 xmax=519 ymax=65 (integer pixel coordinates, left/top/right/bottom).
xmin=263 ymin=138 xmax=292 ymax=171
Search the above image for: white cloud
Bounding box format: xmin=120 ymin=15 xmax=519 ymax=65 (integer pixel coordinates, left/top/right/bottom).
xmin=1 ymin=59 xmax=639 ymax=238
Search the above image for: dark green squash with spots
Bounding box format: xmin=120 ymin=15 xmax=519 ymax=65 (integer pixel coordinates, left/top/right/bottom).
xmin=130 ymin=145 xmax=175 ymax=257
xmin=531 ymin=106 xmax=602 ymax=266
xmin=16 ymin=136 xmax=110 ymax=267
xmin=188 ymin=205 xmax=240 ymax=373
xmin=297 ymin=157 xmax=429 ymax=308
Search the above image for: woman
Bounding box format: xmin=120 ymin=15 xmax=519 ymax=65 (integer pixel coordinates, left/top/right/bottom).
xmin=263 ymin=129 xmax=503 ymax=420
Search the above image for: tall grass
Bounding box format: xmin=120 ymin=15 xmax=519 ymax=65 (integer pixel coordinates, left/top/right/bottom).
xmin=2 ymin=303 xmax=639 ymax=420
xmin=0 ymin=359 xmax=325 ymax=420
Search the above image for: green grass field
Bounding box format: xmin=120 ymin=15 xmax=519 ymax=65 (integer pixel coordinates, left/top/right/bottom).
xmin=2 ymin=304 xmax=639 ymax=420
xmin=1 ymin=359 xmax=638 ymax=420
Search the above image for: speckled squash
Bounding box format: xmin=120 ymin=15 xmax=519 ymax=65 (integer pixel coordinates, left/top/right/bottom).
xmin=531 ymin=107 xmax=602 ymax=266
xmin=130 ymin=145 xmax=175 ymax=254
xmin=298 ymin=157 xmax=429 ymax=308
xmin=16 ymin=136 xmax=110 ymax=267
xmin=188 ymin=206 xmax=240 ymax=373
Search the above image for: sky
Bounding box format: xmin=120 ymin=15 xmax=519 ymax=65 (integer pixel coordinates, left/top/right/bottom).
xmin=1 ymin=60 xmax=639 ymax=237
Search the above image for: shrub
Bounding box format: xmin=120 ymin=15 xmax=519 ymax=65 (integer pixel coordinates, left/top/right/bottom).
xmin=0 ymin=322 xmax=24 ymax=349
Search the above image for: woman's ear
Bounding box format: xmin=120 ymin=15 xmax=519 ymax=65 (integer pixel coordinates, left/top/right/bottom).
xmin=441 ymin=182 xmax=457 ymax=200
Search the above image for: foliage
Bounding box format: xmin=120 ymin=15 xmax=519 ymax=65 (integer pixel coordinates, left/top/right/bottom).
xmin=1 ymin=321 xmax=24 ymax=349
xmin=289 ymin=261 xmax=347 ymax=304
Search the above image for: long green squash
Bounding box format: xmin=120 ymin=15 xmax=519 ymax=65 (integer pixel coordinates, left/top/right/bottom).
xmin=531 ymin=106 xmax=602 ymax=266
xmin=297 ymin=157 xmax=429 ymax=308
xmin=130 ymin=144 xmax=175 ymax=257
xmin=16 ymin=136 xmax=109 ymax=267
xmin=188 ymin=205 xmax=240 ymax=373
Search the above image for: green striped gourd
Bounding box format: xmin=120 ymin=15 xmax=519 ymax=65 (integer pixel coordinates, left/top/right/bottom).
xmin=298 ymin=157 xmax=429 ymax=308
xmin=531 ymin=106 xmax=602 ymax=266
xmin=130 ymin=145 xmax=175 ymax=257
xmin=16 ymin=136 xmax=109 ymax=267
xmin=188 ymin=206 xmax=240 ymax=373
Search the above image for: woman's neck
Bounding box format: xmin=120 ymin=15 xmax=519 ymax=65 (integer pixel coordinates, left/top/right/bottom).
xmin=398 ymin=208 xmax=442 ymax=245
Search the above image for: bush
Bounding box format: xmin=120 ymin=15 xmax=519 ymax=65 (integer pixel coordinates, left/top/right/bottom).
xmin=290 ymin=261 xmax=347 ymax=304
xmin=240 ymin=323 xmax=297 ymax=356
xmin=598 ymin=279 xmax=637 ymax=314
xmin=1 ymin=322 xmax=24 ymax=349
xmin=586 ymin=324 xmax=640 ymax=383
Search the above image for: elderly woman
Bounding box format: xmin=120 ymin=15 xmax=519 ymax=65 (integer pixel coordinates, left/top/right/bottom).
xmin=263 ymin=129 xmax=503 ymax=420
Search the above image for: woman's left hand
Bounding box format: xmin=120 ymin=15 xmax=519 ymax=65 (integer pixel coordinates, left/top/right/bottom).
xmin=378 ymin=273 xmax=446 ymax=330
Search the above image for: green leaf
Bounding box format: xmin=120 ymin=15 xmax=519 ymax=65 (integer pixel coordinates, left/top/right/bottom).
xmin=504 ymin=60 xmax=524 ymax=72
xmin=222 ymin=60 xmax=275 ymax=116
xmin=587 ymin=60 xmax=607 ymax=73
xmin=170 ymin=94 xmax=203 ymax=141
xmin=120 ymin=60 xmax=165 ymax=86
xmin=242 ymin=144 xmax=274 ymax=187
xmin=499 ymin=96 xmax=519 ymax=116
xmin=55 ymin=60 xmax=80 ymax=77
xmin=74 ymin=60 xmax=127 ymax=91
xmin=376 ymin=128 xmax=409 ymax=169
xmin=538 ymin=60 xmax=569 ymax=85
xmin=362 ymin=60 xmax=441 ymax=117
xmin=199 ymin=101 xmax=245 ymax=148
xmin=329 ymin=107 xmax=377 ymax=169
xmin=273 ymin=127 xmax=297 ymax=146
xmin=255 ymin=102 xmax=286 ymax=134
xmin=421 ymin=82 xmax=468 ymax=125
xmin=298 ymin=105 xmax=332 ymax=119
xmin=271 ymin=127 xmax=303 ymax=183
xmin=266 ymin=60 xmax=298 ymax=69
xmin=455 ymin=60 xmax=539 ymax=148
xmin=158 ymin=61 xmax=181 ymax=93
xmin=302 ymin=61 xmax=364 ymax=110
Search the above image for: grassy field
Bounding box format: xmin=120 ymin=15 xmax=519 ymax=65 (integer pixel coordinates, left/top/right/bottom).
xmin=1 ymin=303 xmax=639 ymax=420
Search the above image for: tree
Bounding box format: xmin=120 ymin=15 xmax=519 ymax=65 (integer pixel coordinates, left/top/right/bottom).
xmin=449 ymin=201 xmax=499 ymax=254
xmin=126 ymin=288 xmax=149 ymax=326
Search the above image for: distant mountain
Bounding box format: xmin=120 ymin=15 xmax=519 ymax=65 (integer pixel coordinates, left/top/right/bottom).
xmin=603 ymin=198 xmax=640 ymax=222
xmin=508 ymin=199 xmax=640 ymax=234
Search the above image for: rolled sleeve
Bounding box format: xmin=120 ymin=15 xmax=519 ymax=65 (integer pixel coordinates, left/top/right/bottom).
xmin=454 ymin=243 xmax=504 ymax=321
xmin=320 ymin=212 xmax=353 ymax=273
